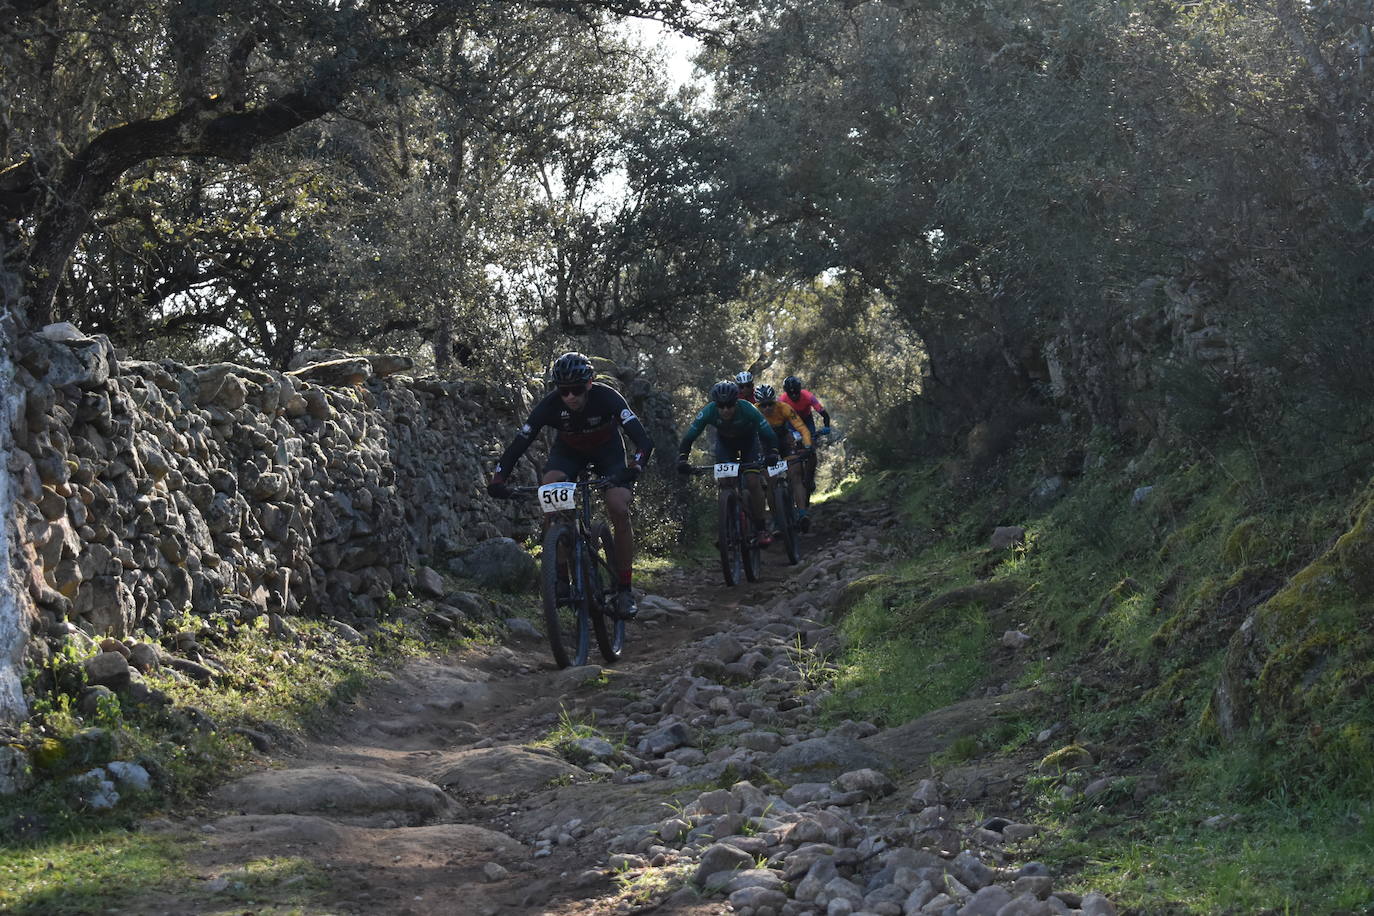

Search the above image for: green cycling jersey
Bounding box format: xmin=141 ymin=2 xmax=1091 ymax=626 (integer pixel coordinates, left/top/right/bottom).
xmin=678 ymin=400 xmax=780 ymax=454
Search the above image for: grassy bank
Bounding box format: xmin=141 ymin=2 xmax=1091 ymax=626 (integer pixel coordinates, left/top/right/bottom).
xmin=0 ymin=606 xmax=498 ymax=915
xmin=824 ymin=434 xmax=1374 ymax=913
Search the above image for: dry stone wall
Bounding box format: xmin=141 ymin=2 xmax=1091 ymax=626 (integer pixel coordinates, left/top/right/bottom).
xmin=1042 ymin=276 xmax=1243 ymax=438
xmin=1 ymin=310 xmax=26 ymax=722
xmin=1 ymin=325 xmax=569 ymax=721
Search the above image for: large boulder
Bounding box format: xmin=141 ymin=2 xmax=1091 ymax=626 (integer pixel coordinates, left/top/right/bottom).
xmin=764 ymin=736 xmax=891 ymax=785
xmin=448 ymin=537 xmax=537 ymax=593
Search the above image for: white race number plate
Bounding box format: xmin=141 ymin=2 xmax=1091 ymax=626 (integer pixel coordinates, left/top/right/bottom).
xmin=713 ymin=462 xmax=740 ymax=480
xmin=537 ymin=482 xmax=577 ymax=513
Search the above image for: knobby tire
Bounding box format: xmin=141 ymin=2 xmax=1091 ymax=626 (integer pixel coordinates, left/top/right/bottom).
xmin=773 ymin=479 xmax=801 ymax=565
xmin=541 ymin=523 xmax=589 ymax=668
xmin=589 ymin=521 xmax=624 ymax=662
xmin=718 ymin=489 xmax=743 ymax=586
xmin=742 ymin=496 xmax=761 ymax=582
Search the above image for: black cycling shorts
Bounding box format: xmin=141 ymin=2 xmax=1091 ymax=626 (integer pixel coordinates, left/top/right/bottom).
xmin=544 ymin=438 xmax=629 ymax=483
xmin=772 ymin=426 xmax=804 ymax=457
xmin=712 ymin=433 xmax=762 ymax=465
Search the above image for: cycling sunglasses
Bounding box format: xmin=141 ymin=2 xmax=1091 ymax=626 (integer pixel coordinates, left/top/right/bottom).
xmin=558 ymin=382 xmax=590 ymax=397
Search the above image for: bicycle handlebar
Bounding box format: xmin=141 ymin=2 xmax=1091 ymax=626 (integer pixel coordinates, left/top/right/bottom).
xmin=683 ymin=461 xmax=776 ymax=479
xmin=501 ymin=477 xmax=615 ymax=498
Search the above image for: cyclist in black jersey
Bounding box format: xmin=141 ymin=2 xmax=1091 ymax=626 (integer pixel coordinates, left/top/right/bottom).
xmin=488 ymin=352 xmax=654 ymax=618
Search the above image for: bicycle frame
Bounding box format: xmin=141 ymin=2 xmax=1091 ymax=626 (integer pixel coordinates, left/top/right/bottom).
xmin=690 ymin=460 xmax=764 ymax=585
xmin=512 ymin=472 xmax=623 ymax=667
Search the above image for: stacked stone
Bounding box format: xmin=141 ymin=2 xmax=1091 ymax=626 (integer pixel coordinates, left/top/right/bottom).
xmin=6 ymin=325 xmax=538 ymax=655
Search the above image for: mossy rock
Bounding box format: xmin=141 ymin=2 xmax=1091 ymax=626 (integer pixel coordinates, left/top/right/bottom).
xmin=916 ymin=580 xmax=1022 ymax=616
xmin=1208 ymin=485 xmax=1374 ymax=739
xmin=1333 ymin=498 xmax=1374 ymax=597
xmin=31 ymin=737 xmax=67 ymax=771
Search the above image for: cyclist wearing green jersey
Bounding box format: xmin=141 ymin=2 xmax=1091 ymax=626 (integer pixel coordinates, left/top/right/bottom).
xmin=676 ymin=380 xmax=780 ymax=547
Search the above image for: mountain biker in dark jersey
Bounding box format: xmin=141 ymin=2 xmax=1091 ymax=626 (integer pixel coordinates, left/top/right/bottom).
xmin=755 ymin=383 xmax=813 ymax=531
xmin=676 ymin=380 xmax=780 ymax=547
xmin=779 ymin=375 xmax=831 ymax=438
xmin=780 ymin=375 xmax=831 ymax=504
xmin=488 ymin=352 xmax=653 ymax=619
xmin=735 ymin=370 xmax=757 ymax=404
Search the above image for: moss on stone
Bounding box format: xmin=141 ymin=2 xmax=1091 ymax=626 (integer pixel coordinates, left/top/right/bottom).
xmin=1207 ymin=484 xmax=1374 ymax=757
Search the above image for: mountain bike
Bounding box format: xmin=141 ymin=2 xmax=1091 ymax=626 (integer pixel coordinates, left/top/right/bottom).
xmin=508 ymin=474 xmax=624 ymax=668
xmin=765 ymin=453 xmax=804 ymax=565
xmin=689 ymin=461 xmax=763 ymax=586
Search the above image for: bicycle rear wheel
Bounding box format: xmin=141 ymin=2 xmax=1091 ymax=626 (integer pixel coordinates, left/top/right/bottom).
xmin=773 ymin=479 xmax=801 ymax=565
xmin=718 ymin=490 xmax=743 ymax=586
xmin=588 ymin=521 xmax=624 ymax=662
xmin=741 ymin=501 xmax=761 ymax=582
xmin=541 ymin=523 xmax=589 ymax=668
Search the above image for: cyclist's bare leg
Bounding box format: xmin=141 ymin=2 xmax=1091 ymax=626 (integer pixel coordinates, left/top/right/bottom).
xmin=746 ymin=472 xmax=767 ymax=524
xmin=604 ymin=485 xmax=634 ymax=578
xmin=791 ymin=470 xmax=808 ymax=512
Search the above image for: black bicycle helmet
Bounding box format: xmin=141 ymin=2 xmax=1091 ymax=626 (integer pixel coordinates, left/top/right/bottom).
xmin=783 ymin=375 xmax=802 ymax=397
xmin=710 ymin=380 xmax=740 ymax=406
xmin=550 ymin=351 xmax=595 ymax=386
xmin=756 ymin=383 xmax=777 ymax=403
xmin=734 ymin=370 xmax=753 ymax=385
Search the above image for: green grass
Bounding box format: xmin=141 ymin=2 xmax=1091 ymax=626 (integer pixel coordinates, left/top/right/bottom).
xmin=3 ymin=610 xmax=482 ymax=914
xmin=0 ymin=831 xmax=186 ymax=915
xmin=529 ymin=705 xmax=624 ymax=765
xmin=0 ymin=836 xmax=327 ymax=916
xmin=1027 ymin=781 xmax=1374 ymax=912
xmin=820 ymin=428 xmax=1374 ymax=912
xmin=825 ymin=576 xmax=995 ymax=726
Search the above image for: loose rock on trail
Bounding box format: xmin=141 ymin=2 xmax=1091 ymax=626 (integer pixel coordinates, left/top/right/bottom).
xmin=126 ymin=501 xmax=1119 ymax=916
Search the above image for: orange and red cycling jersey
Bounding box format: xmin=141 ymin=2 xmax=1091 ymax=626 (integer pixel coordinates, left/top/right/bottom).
xmin=779 ymin=389 xmax=824 ymax=422
xmin=757 ymin=401 xmax=812 ymax=448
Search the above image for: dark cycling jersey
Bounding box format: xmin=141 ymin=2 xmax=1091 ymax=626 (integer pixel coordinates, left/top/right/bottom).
xmin=495 ymin=383 xmax=653 ymax=476
xmin=677 ymin=400 xmax=779 ymax=454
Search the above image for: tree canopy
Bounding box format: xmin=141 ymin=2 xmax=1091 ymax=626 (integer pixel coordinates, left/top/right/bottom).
xmin=3 ymin=0 xmax=1372 ymax=451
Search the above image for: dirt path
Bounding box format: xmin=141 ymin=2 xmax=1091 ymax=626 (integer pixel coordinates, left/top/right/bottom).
xmin=123 ymin=506 xmax=862 ymax=914
xmin=122 ymin=500 xmax=1102 ymax=916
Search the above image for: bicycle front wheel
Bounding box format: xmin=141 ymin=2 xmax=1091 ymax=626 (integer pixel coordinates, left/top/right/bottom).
xmin=541 ymin=523 xmax=590 ymax=668
xmin=589 ymin=521 xmax=624 ymax=662
xmin=741 ymin=501 xmax=761 ymax=582
xmin=718 ymin=490 xmax=743 ymax=586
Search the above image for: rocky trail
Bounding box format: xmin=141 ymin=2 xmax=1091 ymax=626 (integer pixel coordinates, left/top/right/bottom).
xmin=123 ymin=499 xmax=1120 ymax=916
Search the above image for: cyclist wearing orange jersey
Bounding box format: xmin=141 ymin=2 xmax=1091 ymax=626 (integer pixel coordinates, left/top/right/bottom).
xmin=755 ymin=384 xmax=813 ymax=529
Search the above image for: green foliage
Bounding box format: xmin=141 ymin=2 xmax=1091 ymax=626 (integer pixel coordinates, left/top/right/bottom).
xmin=825 ymin=558 xmax=998 ymax=727
xmin=1025 ymin=771 xmax=1374 ymax=913
xmin=532 ymin=706 xmax=622 ymax=767
xmin=832 ymin=422 xmax=1374 ymax=910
